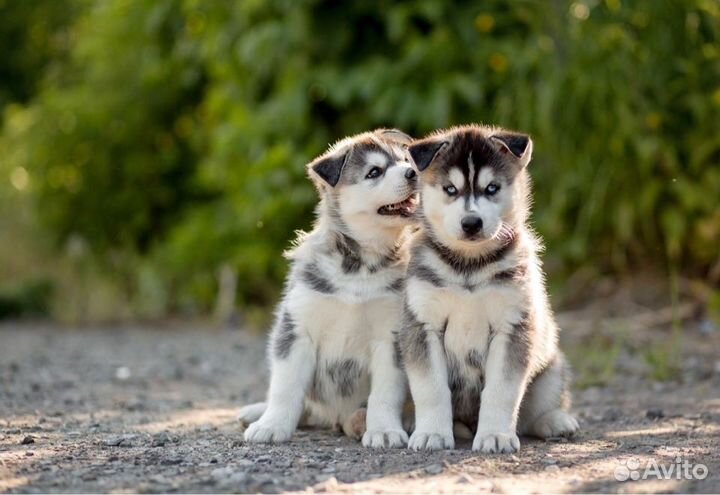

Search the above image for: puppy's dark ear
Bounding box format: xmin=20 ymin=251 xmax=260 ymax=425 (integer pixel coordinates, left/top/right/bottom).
xmin=377 ymin=128 xmax=413 ymax=146
xmin=490 ymin=133 xmax=533 ymax=168
xmin=309 ymin=150 xmax=351 ymax=187
xmin=408 ymin=140 xmax=448 ymax=172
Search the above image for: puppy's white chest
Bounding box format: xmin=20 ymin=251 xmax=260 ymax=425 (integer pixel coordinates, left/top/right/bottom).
xmin=289 ymin=287 xmax=403 ymax=358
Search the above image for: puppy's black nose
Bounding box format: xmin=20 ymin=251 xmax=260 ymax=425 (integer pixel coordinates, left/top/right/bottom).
xmin=461 ymin=216 xmax=483 ymax=235
xmin=404 ymin=168 xmax=417 ymax=180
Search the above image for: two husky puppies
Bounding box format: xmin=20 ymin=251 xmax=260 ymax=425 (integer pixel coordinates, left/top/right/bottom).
xmin=238 ymin=125 xmax=578 ymax=453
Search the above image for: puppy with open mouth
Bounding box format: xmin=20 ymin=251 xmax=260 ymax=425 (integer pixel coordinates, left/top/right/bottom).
xmin=399 ymin=124 xmax=578 ymax=453
xmin=238 ymin=129 xmax=418 ymax=447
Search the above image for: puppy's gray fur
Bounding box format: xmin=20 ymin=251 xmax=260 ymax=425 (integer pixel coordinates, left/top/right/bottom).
xmin=238 ymin=129 xmax=418 ymax=448
xmin=399 ymin=124 xmax=578 ymax=453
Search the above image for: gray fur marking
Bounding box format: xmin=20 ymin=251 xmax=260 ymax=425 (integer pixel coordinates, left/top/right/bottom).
xmin=492 ymin=264 xmax=527 ymax=282
xmin=327 ymin=359 xmax=362 ymax=397
xmin=274 ymin=312 xmax=296 ymax=359
xmin=399 ymin=305 xmax=429 ymax=365
xmin=392 ymin=337 xmax=403 ymax=369
xmin=447 ymin=351 xmax=483 ymax=429
xmin=508 ymin=313 xmax=532 ymax=370
xmin=336 ymin=234 xmax=363 ymax=273
xmin=302 ymin=262 xmax=336 ymax=294
xmin=466 ymin=349 xmax=484 ymax=369
xmin=410 ymin=261 xmax=445 ymax=287
xmin=388 ymin=278 xmax=405 ymax=293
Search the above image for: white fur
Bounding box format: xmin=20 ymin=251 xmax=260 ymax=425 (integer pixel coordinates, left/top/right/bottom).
xmin=403 ymin=126 xmax=577 ymax=453
xmin=242 ymin=132 xmax=415 ymax=447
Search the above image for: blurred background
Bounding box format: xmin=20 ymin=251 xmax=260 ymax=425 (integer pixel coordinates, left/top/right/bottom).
xmin=1 ymin=0 xmax=719 ymax=328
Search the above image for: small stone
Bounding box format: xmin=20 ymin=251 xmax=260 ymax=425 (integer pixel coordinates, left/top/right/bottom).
xmin=115 ymin=366 xmax=132 ymax=381
xmin=602 ymin=408 xmax=622 ymax=421
xmin=321 ymin=466 xmax=336 ymax=474
xmin=25 ymin=452 xmax=35 ymax=456
xmin=545 ymin=464 xmax=560 ymax=471
xmin=103 ymin=434 xmax=137 ymax=447
xmin=424 ymin=463 xmax=443 ymax=475
xmin=20 ymin=435 xmax=35 ymax=445
xmin=457 ymin=473 xmax=474 ymax=484
xmin=646 ymin=408 xmax=665 ymax=420
xmin=698 ymin=319 xmax=717 ymax=335
xmin=151 ymin=432 xmax=170 ymax=447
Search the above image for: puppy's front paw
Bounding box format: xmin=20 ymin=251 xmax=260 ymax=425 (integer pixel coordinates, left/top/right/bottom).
xmin=408 ymin=430 xmax=454 ymax=451
xmin=243 ymin=419 xmax=293 ymax=444
xmin=472 ymin=431 xmax=520 ymax=454
xmin=362 ymin=429 xmax=408 ymax=449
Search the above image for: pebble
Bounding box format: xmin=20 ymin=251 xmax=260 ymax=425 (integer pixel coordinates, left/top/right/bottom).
xmin=103 ymin=434 xmax=137 ymax=447
xmin=646 ymin=408 xmax=665 ymax=420
xmin=545 ymin=464 xmax=560 ymax=471
xmin=151 ymin=432 xmax=171 ymax=447
xmin=21 ymin=435 xmax=35 ymax=445
xmin=424 ymin=463 xmax=443 ymax=475
xmin=115 ymin=367 xmax=132 ymax=381
xmin=457 ymin=473 xmax=474 ymax=484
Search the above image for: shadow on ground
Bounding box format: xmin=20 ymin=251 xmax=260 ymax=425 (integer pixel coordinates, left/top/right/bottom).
xmin=1 ymin=315 xmax=719 ymax=493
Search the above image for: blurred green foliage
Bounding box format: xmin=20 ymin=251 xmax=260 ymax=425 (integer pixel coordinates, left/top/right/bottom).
xmin=1 ymin=0 xmax=719 ymax=318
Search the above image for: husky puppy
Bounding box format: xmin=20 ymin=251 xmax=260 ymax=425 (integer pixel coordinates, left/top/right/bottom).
xmin=399 ymin=125 xmax=578 ymax=453
xmin=238 ymin=129 xmax=418 ymax=448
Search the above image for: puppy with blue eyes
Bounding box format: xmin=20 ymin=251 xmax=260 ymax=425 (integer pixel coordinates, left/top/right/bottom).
xmin=398 ymin=125 xmax=578 ymax=453
xmin=238 ymin=129 xmax=418 ymax=447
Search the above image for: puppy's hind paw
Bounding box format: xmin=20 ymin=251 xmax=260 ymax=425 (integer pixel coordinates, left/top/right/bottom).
xmin=243 ymin=420 xmax=293 ymax=444
xmin=362 ymin=429 xmax=408 ymax=449
xmin=236 ymin=402 xmax=267 ymax=427
xmin=531 ymin=409 xmax=579 ymax=439
xmin=408 ymin=430 xmax=454 ymax=451
xmin=472 ymin=431 xmax=520 ymax=454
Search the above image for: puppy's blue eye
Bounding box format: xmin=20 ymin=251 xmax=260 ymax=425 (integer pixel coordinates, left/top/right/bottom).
xmin=444 ymin=185 xmax=458 ymax=196
xmin=366 ymin=167 xmax=383 ymax=179
xmin=485 ymin=183 xmax=500 ymax=195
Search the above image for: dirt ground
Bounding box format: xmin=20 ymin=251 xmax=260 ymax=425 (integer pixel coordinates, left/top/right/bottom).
xmin=1 ymin=295 xmax=719 ymax=494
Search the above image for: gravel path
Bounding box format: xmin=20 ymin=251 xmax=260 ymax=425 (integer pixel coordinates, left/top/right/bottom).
xmin=1 ymin=313 xmax=719 ymax=493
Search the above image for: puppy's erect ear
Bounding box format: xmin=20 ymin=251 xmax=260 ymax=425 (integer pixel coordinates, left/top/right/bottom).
xmin=490 ymin=133 xmax=533 ymax=168
xmin=376 ymin=128 xmax=413 ymax=146
xmin=408 ymin=140 xmax=448 ymax=172
xmin=309 ymin=149 xmax=351 ymax=187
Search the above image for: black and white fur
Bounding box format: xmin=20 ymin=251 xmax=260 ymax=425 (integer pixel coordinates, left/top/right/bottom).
xmin=238 ymin=129 xmax=418 ymax=448
xmin=399 ymin=125 xmax=578 ymax=453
